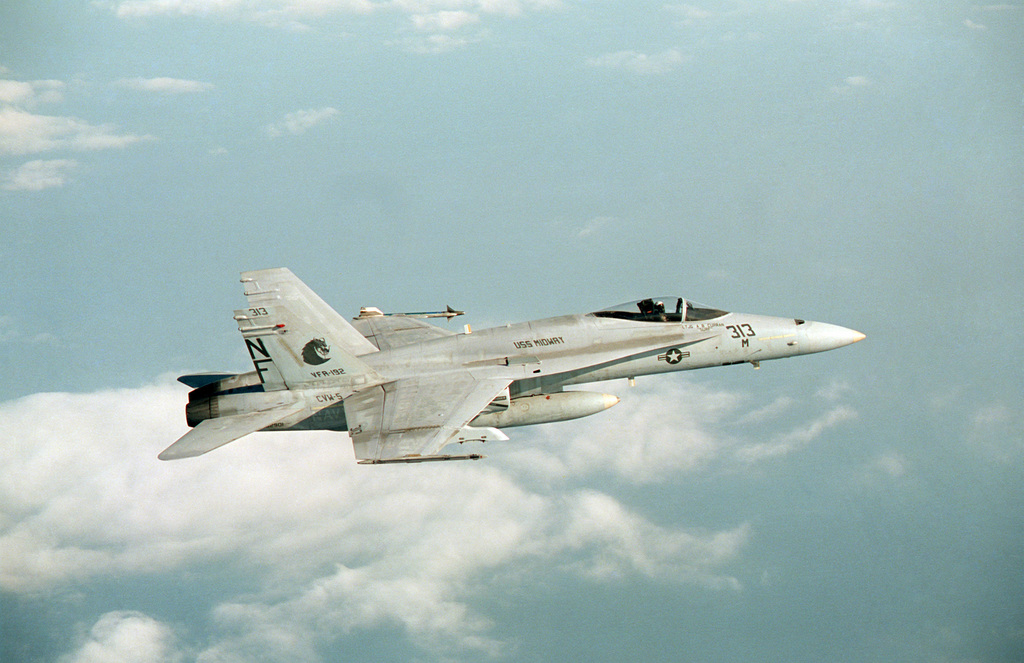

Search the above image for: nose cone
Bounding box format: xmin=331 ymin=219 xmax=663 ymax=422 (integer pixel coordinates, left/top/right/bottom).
xmin=797 ymin=321 xmax=866 ymax=355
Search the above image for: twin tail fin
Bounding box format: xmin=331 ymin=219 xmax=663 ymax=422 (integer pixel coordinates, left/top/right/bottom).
xmin=234 ymin=268 xmax=381 ymax=391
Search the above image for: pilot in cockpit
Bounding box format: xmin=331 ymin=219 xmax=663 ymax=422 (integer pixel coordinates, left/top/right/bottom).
xmin=637 ymin=299 xmax=668 ymax=321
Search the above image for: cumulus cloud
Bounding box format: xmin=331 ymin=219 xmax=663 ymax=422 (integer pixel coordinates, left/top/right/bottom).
xmin=558 ymin=491 xmax=748 ymax=588
xmin=0 ymin=378 xmax=764 ymax=657
xmin=506 ymin=381 xmax=743 ymax=483
xmin=113 ymin=77 xmax=215 ymax=93
xmin=411 ymin=9 xmax=479 ymax=32
xmin=0 ymin=108 xmax=154 ymax=155
xmin=0 ymin=78 xmax=64 ymax=107
xmin=586 ymin=48 xmax=687 ymax=75
xmin=59 ymin=611 xmax=183 ymax=663
xmin=3 ymin=158 xmax=77 ymax=191
xmin=264 ymin=107 xmax=339 ymax=138
xmin=3 ymin=373 xmax=857 ymax=659
xmin=0 ymin=74 xmax=153 ymax=188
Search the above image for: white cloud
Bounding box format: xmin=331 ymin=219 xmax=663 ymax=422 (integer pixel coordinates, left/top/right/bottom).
xmin=0 ymin=79 xmax=38 ymax=105
xmin=576 ymin=215 xmax=615 ymax=238
xmin=396 ymin=31 xmax=485 ymax=54
xmin=111 ymin=0 xmax=493 ymax=20
xmin=264 ymin=107 xmax=339 ymax=137
xmin=586 ymin=49 xmax=687 ymax=75
xmin=60 ymin=611 xmax=184 ymax=663
xmin=734 ymin=405 xmax=857 ymax=462
xmin=1 ymin=377 xmax=789 ymax=659
xmin=665 ymin=3 xmax=715 ymax=25
xmin=411 ymin=9 xmax=479 ymax=32
xmin=0 ymin=315 xmax=61 ymax=345
xmin=558 ymin=491 xmax=748 ymax=588
xmin=872 ymin=451 xmax=907 ymax=478
xmin=3 ymin=158 xmax=78 ymax=191
xmin=503 ymin=381 xmax=745 ymax=484
xmin=0 ymin=78 xmax=64 ymax=107
xmin=831 ymin=75 xmax=874 ymax=95
xmin=110 ymin=0 xmax=560 ymax=34
xmin=0 ymin=74 xmax=152 ymax=176
xmin=0 ymin=107 xmax=155 ymax=155
xmin=735 ymin=395 xmax=797 ymax=425
xmin=114 ymin=77 xmax=215 ymax=93
xmin=852 ymin=450 xmax=909 ymax=488
xmin=967 ymin=401 xmax=1024 ymax=462
xmin=816 ymin=378 xmax=854 ymax=402
xmin=114 ymin=0 xmax=265 ymax=19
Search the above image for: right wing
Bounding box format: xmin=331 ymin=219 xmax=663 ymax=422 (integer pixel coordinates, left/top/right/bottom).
xmin=158 ymin=402 xmax=306 ymax=460
xmin=344 ymin=373 xmax=511 ymax=463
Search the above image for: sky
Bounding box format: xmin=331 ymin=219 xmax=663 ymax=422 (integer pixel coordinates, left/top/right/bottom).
xmin=1 ymin=1 xmax=1022 ymax=661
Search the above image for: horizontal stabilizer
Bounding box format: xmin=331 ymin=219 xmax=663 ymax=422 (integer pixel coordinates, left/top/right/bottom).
xmin=178 ymin=373 xmax=237 ymax=389
xmin=158 ymin=403 xmax=305 ymax=460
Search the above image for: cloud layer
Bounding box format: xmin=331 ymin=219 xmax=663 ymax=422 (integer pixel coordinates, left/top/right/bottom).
xmin=1 ymin=375 xmax=855 ymax=659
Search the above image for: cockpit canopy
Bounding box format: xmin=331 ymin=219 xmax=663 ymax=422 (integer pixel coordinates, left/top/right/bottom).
xmin=592 ymin=297 xmax=728 ymax=323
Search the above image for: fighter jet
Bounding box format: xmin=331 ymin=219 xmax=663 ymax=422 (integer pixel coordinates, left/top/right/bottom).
xmin=160 ymin=268 xmax=864 ymax=464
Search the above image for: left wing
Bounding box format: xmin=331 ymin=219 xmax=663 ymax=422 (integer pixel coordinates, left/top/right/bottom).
xmin=345 ymin=373 xmax=511 ymax=464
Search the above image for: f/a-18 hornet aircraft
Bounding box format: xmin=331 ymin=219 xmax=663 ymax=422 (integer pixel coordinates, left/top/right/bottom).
xmin=160 ymin=268 xmax=864 ymax=464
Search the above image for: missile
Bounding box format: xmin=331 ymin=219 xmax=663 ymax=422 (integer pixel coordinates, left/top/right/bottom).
xmin=470 ymin=391 xmax=619 ymax=429
xmin=356 ymin=305 xmax=464 ymax=320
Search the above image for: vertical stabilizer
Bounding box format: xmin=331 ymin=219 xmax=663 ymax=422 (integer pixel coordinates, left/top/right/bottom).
xmin=235 ymin=268 xmax=381 ymax=390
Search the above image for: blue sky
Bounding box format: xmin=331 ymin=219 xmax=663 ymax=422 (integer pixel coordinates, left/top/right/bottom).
xmin=2 ymin=1 xmax=1023 ymax=661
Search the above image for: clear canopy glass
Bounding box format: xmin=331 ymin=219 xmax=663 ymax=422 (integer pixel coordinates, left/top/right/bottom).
xmin=592 ymin=297 xmax=728 ymax=323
